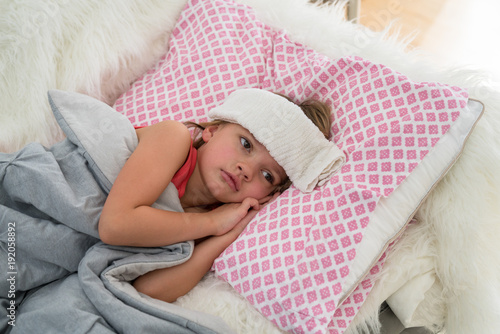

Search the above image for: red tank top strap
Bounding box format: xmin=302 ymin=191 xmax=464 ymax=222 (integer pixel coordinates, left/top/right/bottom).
xmin=134 ymin=125 xmax=196 ymax=198
xmin=171 ymin=142 xmax=197 ymax=198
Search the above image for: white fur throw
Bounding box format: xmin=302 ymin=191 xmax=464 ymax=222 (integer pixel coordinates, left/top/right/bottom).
xmin=2 ymin=1 xmax=500 ymax=333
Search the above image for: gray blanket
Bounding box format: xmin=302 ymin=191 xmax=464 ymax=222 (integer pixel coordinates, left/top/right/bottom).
xmin=0 ymin=90 xmax=233 ymax=333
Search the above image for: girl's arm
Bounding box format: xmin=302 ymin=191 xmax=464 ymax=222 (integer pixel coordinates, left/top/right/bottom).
xmin=99 ymin=120 xmax=195 ymax=246
xmin=133 ymin=205 xmax=259 ymax=303
xmin=98 ymin=120 xmax=260 ymax=247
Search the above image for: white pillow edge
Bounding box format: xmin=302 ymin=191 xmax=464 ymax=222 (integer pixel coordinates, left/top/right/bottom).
xmin=338 ymin=99 xmax=485 ymax=302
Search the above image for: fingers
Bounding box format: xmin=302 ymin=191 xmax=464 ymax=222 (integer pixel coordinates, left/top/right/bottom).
xmin=232 ymin=207 xmax=258 ymax=234
xmin=245 ymin=207 xmax=259 ymax=221
xmin=270 ymin=191 xmax=280 ymax=202
xmin=258 ymin=191 xmax=281 ymax=206
xmin=227 ymin=193 xmax=281 ymax=238
xmin=258 ymin=195 xmax=272 ymax=205
xmin=242 ymin=197 xmax=260 ymax=212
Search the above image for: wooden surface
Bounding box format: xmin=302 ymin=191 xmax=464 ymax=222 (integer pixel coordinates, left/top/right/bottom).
xmin=358 ymin=0 xmax=500 ymax=82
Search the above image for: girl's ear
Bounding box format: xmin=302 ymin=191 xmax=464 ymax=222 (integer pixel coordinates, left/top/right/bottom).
xmin=201 ymin=125 xmax=219 ymax=143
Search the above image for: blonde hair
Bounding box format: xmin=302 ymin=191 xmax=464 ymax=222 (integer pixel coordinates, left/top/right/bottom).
xmin=185 ymin=93 xmax=332 ymax=193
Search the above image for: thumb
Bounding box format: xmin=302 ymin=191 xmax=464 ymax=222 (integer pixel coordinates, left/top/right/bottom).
xmin=241 ymin=197 xmax=260 ymax=212
xmin=232 ymin=203 xmax=259 ymax=235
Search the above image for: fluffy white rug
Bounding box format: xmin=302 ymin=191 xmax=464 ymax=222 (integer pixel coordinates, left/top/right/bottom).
xmin=2 ymin=0 xmax=500 ymax=333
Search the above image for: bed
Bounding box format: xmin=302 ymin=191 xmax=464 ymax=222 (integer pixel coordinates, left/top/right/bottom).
xmin=1 ymin=0 xmax=500 ymax=333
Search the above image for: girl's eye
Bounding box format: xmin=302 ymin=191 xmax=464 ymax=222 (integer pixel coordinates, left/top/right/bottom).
xmin=262 ymin=170 xmax=274 ymax=184
xmin=240 ymin=137 xmax=251 ymax=151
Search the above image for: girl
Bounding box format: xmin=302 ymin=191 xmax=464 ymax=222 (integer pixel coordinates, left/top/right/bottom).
xmin=98 ymin=88 xmax=345 ymax=303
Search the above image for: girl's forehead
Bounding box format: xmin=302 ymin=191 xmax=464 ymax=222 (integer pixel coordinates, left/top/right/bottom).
xmin=224 ymin=123 xmax=261 ymax=145
xmin=220 ymin=122 xmax=250 ymax=136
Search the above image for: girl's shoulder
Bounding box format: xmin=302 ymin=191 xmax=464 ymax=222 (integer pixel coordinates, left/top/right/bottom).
xmin=136 ymin=120 xmax=191 ymax=143
xmin=135 ymin=120 xmax=192 ymax=160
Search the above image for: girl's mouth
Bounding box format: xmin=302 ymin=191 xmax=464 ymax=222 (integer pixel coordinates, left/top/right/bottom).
xmin=221 ymin=170 xmax=240 ymax=191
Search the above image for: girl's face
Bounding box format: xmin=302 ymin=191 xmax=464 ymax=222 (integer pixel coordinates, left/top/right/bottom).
xmin=197 ymin=123 xmax=287 ymax=203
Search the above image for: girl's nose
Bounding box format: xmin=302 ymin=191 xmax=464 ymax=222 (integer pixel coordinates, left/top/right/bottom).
xmin=237 ymin=161 xmax=254 ymax=181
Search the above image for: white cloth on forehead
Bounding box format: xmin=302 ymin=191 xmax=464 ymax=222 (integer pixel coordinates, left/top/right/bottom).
xmin=208 ymin=89 xmax=346 ymax=192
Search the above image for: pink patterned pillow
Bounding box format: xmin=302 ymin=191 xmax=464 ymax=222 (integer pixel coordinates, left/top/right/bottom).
xmin=113 ymin=0 xmax=480 ymax=333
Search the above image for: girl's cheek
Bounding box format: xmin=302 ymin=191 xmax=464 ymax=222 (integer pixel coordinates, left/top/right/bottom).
xmin=250 ymin=183 xmax=272 ymax=200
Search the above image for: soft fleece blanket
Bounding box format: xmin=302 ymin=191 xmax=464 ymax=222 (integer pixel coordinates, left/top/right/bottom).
xmin=0 ymin=90 xmax=232 ymax=334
